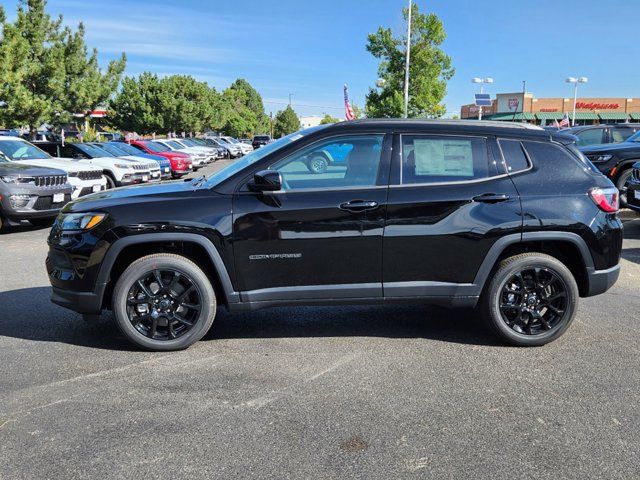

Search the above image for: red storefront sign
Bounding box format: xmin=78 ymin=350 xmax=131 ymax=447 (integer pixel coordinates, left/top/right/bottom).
xmin=575 ymin=102 xmax=620 ymax=110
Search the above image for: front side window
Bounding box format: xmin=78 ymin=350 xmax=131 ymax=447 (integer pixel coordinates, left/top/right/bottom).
xmin=142 ymin=141 xmax=169 ymax=153
xmin=271 ymin=134 xmax=384 ymax=191
xmin=575 ymin=128 xmax=604 ymax=147
xmin=400 ymin=135 xmax=491 ymax=184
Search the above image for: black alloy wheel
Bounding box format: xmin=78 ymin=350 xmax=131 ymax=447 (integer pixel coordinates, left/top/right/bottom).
xmin=482 ymin=253 xmax=578 ymax=346
xmin=126 ymin=268 xmax=202 ymax=341
xmin=616 ymin=169 xmax=633 ymax=207
xmin=498 ymin=267 xmax=568 ymax=335
xmin=112 ymin=253 xmax=216 ymax=350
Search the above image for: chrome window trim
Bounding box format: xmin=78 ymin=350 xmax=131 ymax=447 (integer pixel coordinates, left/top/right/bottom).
xmin=496 ymin=138 xmax=534 ymax=177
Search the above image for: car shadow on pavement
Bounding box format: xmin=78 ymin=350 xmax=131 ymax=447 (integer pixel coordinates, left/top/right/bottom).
xmin=206 ymin=304 xmax=502 ymax=347
xmin=0 ymin=287 xmax=502 ymax=348
xmin=0 ymin=223 xmax=51 ymax=235
xmin=0 ymin=286 xmax=138 ymax=351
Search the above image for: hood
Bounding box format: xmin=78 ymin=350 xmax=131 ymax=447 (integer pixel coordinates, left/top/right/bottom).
xmin=64 ymin=178 xmax=199 ymax=212
xmin=163 ymin=151 xmax=191 ymax=159
xmin=0 ymin=162 xmax=67 ymax=177
xmin=11 ymin=157 xmax=101 ymax=173
xmin=133 ymin=152 xmax=168 ymax=163
xmin=581 ymin=141 xmax=640 ymax=154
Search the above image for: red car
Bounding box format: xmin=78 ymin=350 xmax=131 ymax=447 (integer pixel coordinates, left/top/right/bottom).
xmin=127 ymin=140 xmax=193 ymax=178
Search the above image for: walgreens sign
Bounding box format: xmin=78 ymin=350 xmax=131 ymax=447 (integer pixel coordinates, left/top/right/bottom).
xmin=575 ymin=102 xmax=620 ymax=110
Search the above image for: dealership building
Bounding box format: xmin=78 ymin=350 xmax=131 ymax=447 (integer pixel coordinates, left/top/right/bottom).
xmin=460 ymin=92 xmax=640 ymax=125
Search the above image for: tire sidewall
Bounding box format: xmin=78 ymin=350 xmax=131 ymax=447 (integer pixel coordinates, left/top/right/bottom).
xmin=113 ymin=256 xmax=216 ymax=351
xmin=486 ymin=255 xmax=578 ymax=346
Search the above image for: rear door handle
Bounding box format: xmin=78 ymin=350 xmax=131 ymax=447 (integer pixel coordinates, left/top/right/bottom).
xmin=339 ymin=200 xmax=379 ymax=212
xmin=472 ymin=193 xmax=511 ymax=203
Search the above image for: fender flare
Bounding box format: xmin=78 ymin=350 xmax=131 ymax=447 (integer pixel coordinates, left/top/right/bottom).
xmin=472 ymin=231 xmax=595 ymax=293
xmin=95 ymin=232 xmax=239 ymax=306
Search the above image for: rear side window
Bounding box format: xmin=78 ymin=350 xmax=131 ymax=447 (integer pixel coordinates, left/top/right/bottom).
xmin=522 ymin=141 xmax=595 ymax=174
xmin=400 ymin=135 xmax=491 ymax=184
xmin=498 ymin=139 xmax=529 ymax=173
xmin=575 ymin=128 xmax=604 ymax=147
xmin=611 ymin=128 xmax=635 ymax=143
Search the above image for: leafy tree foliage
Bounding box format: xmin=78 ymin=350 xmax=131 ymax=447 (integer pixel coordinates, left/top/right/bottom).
xmin=319 ymin=114 xmax=340 ymax=124
xmin=365 ymin=3 xmax=454 ymax=118
xmin=0 ymin=0 xmax=125 ymax=136
xmin=273 ymin=105 xmax=301 ymax=138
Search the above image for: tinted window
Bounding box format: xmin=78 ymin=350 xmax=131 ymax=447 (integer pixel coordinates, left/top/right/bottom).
xmin=401 ymin=135 xmax=490 ymax=184
xmin=611 ymin=128 xmax=635 ymax=143
xmin=75 ymin=143 xmax=113 ymax=157
xmin=498 ymin=139 xmax=529 ymax=173
xmin=523 ymin=141 xmax=589 ymax=173
xmin=142 ymin=141 xmax=169 ymax=153
xmin=0 ymin=140 xmax=51 ymax=160
xmin=272 ymin=134 xmax=384 ymax=190
xmin=575 ymin=128 xmax=604 ymax=147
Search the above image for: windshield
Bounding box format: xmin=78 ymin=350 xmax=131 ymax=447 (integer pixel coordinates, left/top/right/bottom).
xmin=217 ymin=137 xmax=231 ymax=144
xmin=143 ymin=141 xmax=169 ymax=153
xmin=167 ymin=141 xmax=185 ymax=150
xmin=206 ymin=126 xmax=326 ymax=187
xmin=75 ymin=143 xmax=114 ymax=158
xmin=93 ymin=143 xmax=128 ymax=156
xmin=110 ymin=142 xmax=143 ymax=155
xmin=224 ymin=137 xmax=239 ymax=144
xmin=254 ymin=136 xmax=270 ymax=141
xmin=0 ymin=140 xmax=52 ymax=161
xmin=627 ymin=131 xmax=640 ymax=143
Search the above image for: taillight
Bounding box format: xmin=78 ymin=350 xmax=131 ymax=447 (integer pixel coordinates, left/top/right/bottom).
xmin=589 ymin=187 xmax=619 ymax=213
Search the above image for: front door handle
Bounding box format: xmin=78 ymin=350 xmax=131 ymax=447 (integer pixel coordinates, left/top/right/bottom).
xmin=339 ymin=200 xmax=379 ymax=212
xmin=472 ymin=193 xmax=511 ymax=203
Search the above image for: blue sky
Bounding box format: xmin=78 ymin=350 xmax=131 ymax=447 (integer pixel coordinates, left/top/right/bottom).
xmin=2 ymin=0 xmax=639 ymax=118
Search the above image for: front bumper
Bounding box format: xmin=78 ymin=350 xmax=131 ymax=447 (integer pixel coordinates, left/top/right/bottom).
xmin=51 ymin=284 xmax=105 ymax=314
xmin=1 ymin=191 xmax=73 ymax=221
xmin=119 ymin=172 xmax=151 ymax=185
xmin=69 ymin=177 xmax=107 ymax=199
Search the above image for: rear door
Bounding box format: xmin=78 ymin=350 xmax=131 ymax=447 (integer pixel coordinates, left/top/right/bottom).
xmin=382 ymin=133 xmax=521 ymax=298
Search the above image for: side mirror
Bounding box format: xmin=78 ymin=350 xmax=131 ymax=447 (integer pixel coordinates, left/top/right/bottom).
xmin=249 ymin=170 xmax=282 ymax=192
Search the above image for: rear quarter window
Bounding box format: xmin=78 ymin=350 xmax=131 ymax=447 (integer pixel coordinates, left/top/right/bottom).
xmin=522 ymin=140 xmax=596 ymax=178
xmin=498 ymin=139 xmax=530 ymax=173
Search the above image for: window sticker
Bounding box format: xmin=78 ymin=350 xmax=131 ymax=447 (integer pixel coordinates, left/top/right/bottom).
xmin=413 ymin=139 xmax=474 ymax=176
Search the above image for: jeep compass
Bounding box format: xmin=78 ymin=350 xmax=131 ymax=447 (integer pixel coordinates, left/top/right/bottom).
xmin=47 ymin=120 xmax=622 ymax=350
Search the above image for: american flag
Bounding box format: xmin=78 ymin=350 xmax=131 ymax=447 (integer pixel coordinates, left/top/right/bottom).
xmin=344 ymin=84 xmax=355 ymax=121
xmin=558 ymin=113 xmax=570 ymax=128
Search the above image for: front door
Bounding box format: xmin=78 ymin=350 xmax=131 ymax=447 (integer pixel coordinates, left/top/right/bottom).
xmin=232 ymin=133 xmax=391 ymax=302
xmin=383 ymin=133 xmax=521 ymax=297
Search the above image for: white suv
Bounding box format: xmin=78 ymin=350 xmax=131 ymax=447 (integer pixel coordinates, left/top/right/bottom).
xmin=153 ymin=139 xmax=210 ymax=169
xmin=219 ymin=136 xmax=253 ymax=155
xmin=0 ymin=137 xmax=106 ymax=198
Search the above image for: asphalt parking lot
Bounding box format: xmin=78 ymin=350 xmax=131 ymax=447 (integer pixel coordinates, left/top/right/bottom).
xmin=1 ymin=162 xmax=639 ymax=479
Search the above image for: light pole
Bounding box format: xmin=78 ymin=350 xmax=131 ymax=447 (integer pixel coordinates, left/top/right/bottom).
xmin=566 ymin=77 xmax=588 ymax=126
xmin=472 ymin=77 xmax=493 ymax=120
xmin=403 ymin=0 xmax=412 ymax=118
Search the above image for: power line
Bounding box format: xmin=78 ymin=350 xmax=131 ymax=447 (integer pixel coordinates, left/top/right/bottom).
xmin=263 ymin=100 xmax=344 ymax=111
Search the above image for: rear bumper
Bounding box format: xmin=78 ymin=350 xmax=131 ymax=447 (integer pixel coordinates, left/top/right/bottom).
xmin=585 ymin=264 xmax=620 ymax=297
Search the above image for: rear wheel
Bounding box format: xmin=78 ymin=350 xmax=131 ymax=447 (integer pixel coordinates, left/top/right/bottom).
xmin=616 ymin=168 xmax=633 ymax=207
xmin=481 ymin=253 xmax=578 ymax=346
xmin=112 ymin=254 xmax=216 ymax=351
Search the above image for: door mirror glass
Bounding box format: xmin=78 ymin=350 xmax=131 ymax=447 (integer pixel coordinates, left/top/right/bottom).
xmin=249 ymin=170 xmax=282 ymax=192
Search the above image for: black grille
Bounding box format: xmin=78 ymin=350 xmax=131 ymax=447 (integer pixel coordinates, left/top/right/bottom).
xmin=34 ymin=194 xmax=72 ymax=211
xmin=131 ymin=164 xmax=147 ymax=171
xmin=34 ymin=175 xmax=67 ymax=187
xmin=78 ymin=170 xmax=103 ymax=180
xmin=633 ymin=168 xmax=640 ymax=181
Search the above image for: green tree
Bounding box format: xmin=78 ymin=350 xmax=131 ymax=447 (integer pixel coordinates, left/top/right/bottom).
xmin=273 ymin=105 xmax=300 ymax=137
xmin=0 ymin=0 xmax=66 ymax=137
xmin=351 ymin=103 xmax=364 ymax=119
xmin=0 ymin=0 xmax=126 ymax=137
xmin=220 ymin=78 xmax=269 ymax=136
xmin=364 ymin=3 xmax=454 ymax=118
xmin=60 ymin=22 xmax=126 ymax=128
xmin=319 ymin=113 xmax=340 ymax=124
xmin=158 ymin=75 xmax=218 ymax=134
xmin=108 ymin=73 xmax=165 ymax=134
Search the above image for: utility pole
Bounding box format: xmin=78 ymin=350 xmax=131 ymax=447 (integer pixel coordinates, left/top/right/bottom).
xmin=403 ymin=0 xmax=412 ymax=118
xmin=288 ymin=93 xmax=293 ymax=107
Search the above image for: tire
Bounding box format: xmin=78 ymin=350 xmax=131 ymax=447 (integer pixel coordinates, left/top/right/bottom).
xmin=615 ymin=168 xmax=633 ymax=207
xmin=306 ymin=155 xmax=328 ymax=174
xmin=481 ymin=253 xmax=578 ymax=347
xmin=29 ymin=218 xmax=54 ymax=227
xmin=112 ymin=253 xmax=216 ymax=351
xmin=105 ymin=174 xmax=117 ymax=190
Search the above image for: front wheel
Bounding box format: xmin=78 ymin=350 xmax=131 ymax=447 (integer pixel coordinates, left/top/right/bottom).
xmin=112 ymin=254 xmax=216 ymax=351
xmin=105 ymin=174 xmax=117 ymax=190
xmin=306 ymin=155 xmax=328 ymax=174
xmin=481 ymin=253 xmax=578 ymax=347
xmin=616 ymin=169 xmax=633 ymax=207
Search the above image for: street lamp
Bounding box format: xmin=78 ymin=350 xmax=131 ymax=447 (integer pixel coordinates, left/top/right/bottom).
xmin=472 ymin=77 xmax=494 ymax=120
xmin=566 ymin=76 xmax=588 ymax=126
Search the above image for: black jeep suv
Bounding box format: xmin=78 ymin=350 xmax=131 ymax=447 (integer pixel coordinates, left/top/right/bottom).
xmin=47 ymin=120 xmax=622 ymax=350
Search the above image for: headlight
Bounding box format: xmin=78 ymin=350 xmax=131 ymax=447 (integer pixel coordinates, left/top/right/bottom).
xmin=59 ymin=213 xmax=106 ymax=231
xmin=1 ymin=175 xmax=34 ymax=184
xmin=114 ymin=163 xmax=133 ymax=169
xmin=587 ymin=154 xmax=612 ymax=163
